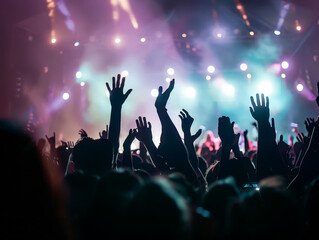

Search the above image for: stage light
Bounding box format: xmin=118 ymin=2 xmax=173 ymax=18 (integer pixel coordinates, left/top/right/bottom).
xmin=166 ymin=77 xmax=171 ymax=82
xmin=114 ymin=37 xmax=121 ymax=44
xmin=296 ymin=25 xmax=301 ymax=31
xmin=258 ymin=81 xmax=273 ymax=95
xmin=281 ymin=61 xmax=289 ymax=69
xmin=249 ymin=31 xmax=255 ymax=36
xmin=74 ymin=41 xmax=80 ymax=47
xmin=51 ymin=38 xmax=57 ymax=44
xmin=140 ymin=37 xmax=146 ymax=43
xmin=240 ymin=63 xmax=248 ymax=71
xmin=206 ymin=75 xmax=211 ymax=81
xmin=76 ymin=71 xmax=82 ymax=79
xmin=281 ymin=73 xmax=286 ymax=79
xmin=167 ymin=68 xmax=175 ymax=75
xmin=207 ymin=65 xmax=215 ymax=73
xmin=62 ymin=92 xmax=70 ymax=100
xmin=151 ymin=89 xmax=159 ymax=97
xmin=247 ymin=73 xmax=252 ymax=79
xmin=80 ymin=81 xmax=85 ymax=86
xmin=217 ymin=33 xmax=223 ymax=38
xmin=185 ymin=87 xmax=196 ymax=98
xmin=222 ymin=84 xmax=235 ymax=96
xmin=296 ymin=83 xmax=303 ymax=92
xmin=182 ymin=33 xmax=187 ymax=38
xmin=121 ymin=70 xmax=129 ymax=77
xmin=274 ymin=30 xmax=281 ymax=35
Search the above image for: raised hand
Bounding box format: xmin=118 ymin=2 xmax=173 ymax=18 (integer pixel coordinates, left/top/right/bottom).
xmin=135 ymin=116 xmax=153 ymax=144
xmin=155 ymin=79 xmax=175 ymax=110
xmin=249 ymin=93 xmax=270 ymax=123
xmin=123 ymin=129 xmax=137 ymax=149
xmin=218 ymin=116 xmax=236 ymax=149
xmin=305 ymin=117 xmax=315 ymax=136
xmin=178 ymin=109 xmax=202 ymax=142
xmin=105 ymin=74 xmax=132 ymax=108
xmin=79 ymin=129 xmax=88 ymax=138
xmin=99 ymin=125 xmax=109 ymax=139
xmin=45 ymin=132 xmax=56 ymax=147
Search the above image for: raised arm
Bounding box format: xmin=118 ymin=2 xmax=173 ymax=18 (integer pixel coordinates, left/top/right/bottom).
xmin=106 ymin=74 xmax=132 ymax=165
xmin=122 ymin=129 xmax=136 ymax=170
xmin=249 ymin=94 xmax=287 ymax=180
xmin=155 ymin=80 xmax=197 ymax=183
xmin=179 ymin=109 xmax=205 ymax=186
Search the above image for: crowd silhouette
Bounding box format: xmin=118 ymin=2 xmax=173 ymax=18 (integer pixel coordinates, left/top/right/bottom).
xmin=5 ymin=74 xmax=319 ymax=240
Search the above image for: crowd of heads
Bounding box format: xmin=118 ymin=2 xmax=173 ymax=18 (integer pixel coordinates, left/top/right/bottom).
xmin=5 ymin=75 xmax=319 ymax=240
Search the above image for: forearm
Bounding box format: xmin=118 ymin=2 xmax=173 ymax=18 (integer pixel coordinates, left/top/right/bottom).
xmin=122 ymin=146 xmax=133 ymax=170
xmin=109 ymin=106 xmax=121 ymax=156
xmin=218 ymin=145 xmax=231 ymax=179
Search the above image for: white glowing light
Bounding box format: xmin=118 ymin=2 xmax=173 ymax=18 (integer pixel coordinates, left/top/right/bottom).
xmin=76 ymin=71 xmax=82 ymax=79
xmin=217 ymin=33 xmax=223 ymax=38
xmin=80 ymin=81 xmax=85 ymax=86
xmin=182 ymin=33 xmax=187 ymax=38
xmin=51 ymin=38 xmax=57 ymax=44
xmin=281 ymin=73 xmax=286 ymax=79
xmin=296 ymin=83 xmax=304 ymax=92
xmin=258 ymin=81 xmax=273 ymax=95
xmin=281 ymin=61 xmax=289 ymax=69
xmin=247 ymin=73 xmax=252 ymax=79
xmin=240 ymin=63 xmax=248 ymax=71
xmin=274 ymin=30 xmax=281 ymax=35
xmin=166 ymin=77 xmax=171 ymax=83
xmin=249 ymin=31 xmax=255 ymax=36
xmin=74 ymin=41 xmax=80 ymax=47
xmin=140 ymin=37 xmax=146 ymax=43
xmin=114 ymin=38 xmax=121 ymax=44
xmin=167 ymin=68 xmax=175 ymax=76
xmin=121 ymin=70 xmax=129 ymax=77
xmin=222 ymin=84 xmax=235 ymax=96
xmin=207 ymin=65 xmax=215 ymax=73
xmin=151 ymin=89 xmax=159 ymax=97
xmin=185 ymin=87 xmax=196 ymax=98
xmin=62 ymin=92 xmax=70 ymax=100
xmin=206 ymin=75 xmax=211 ymax=81
xmin=296 ymin=25 xmax=301 ymax=31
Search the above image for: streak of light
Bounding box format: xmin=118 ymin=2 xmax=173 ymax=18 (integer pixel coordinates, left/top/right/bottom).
xmin=110 ymin=0 xmax=139 ymax=29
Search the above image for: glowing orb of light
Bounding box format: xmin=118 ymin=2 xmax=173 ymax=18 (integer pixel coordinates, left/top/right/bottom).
xmin=151 ymin=89 xmax=159 ymax=97
xmin=167 ymin=68 xmax=175 ymax=76
xmin=62 ymin=92 xmax=70 ymax=100
xmin=207 ymin=65 xmax=215 ymax=73
xmin=296 ymin=83 xmax=304 ymax=92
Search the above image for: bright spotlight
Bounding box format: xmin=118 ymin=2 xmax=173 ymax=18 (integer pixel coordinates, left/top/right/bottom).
xmin=167 ymin=68 xmax=175 ymax=75
xmin=249 ymin=31 xmax=255 ymax=36
xmin=114 ymin=37 xmax=121 ymax=44
xmin=185 ymin=87 xmax=196 ymax=98
xmin=182 ymin=33 xmax=187 ymax=38
xmin=207 ymin=65 xmax=215 ymax=73
xmin=222 ymin=84 xmax=235 ymax=96
xmin=246 ymin=73 xmax=252 ymax=79
xmin=62 ymin=92 xmax=70 ymax=100
xmin=76 ymin=71 xmax=82 ymax=79
xmin=151 ymin=89 xmax=159 ymax=97
xmin=140 ymin=37 xmax=146 ymax=43
xmin=80 ymin=81 xmax=85 ymax=86
xmin=296 ymin=25 xmax=301 ymax=31
xmin=258 ymin=81 xmax=273 ymax=95
xmin=217 ymin=33 xmax=223 ymax=38
xmin=240 ymin=63 xmax=248 ymax=71
xmin=74 ymin=41 xmax=80 ymax=47
xmin=121 ymin=70 xmax=129 ymax=77
xmin=206 ymin=75 xmax=211 ymax=81
xmin=281 ymin=73 xmax=286 ymax=79
xmin=166 ymin=77 xmax=171 ymax=83
xmin=281 ymin=61 xmax=289 ymax=69
xmin=274 ymin=30 xmax=281 ymax=35
xmin=296 ymin=83 xmax=304 ymax=92
xmin=51 ymin=38 xmax=57 ymax=44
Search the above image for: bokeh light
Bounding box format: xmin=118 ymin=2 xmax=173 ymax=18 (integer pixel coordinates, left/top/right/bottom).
xmin=296 ymin=83 xmax=304 ymax=92
xmin=140 ymin=37 xmax=146 ymax=43
xmin=207 ymin=65 xmax=215 ymax=73
xmin=206 ymin=75 xmax=211 ymax=81
xmin=80 ymin=81 xmax=85 ymax=86
xmin=51 ymin=38 xmax=57 ymax=44
xmin=74 ymin=41 xmax=80 ymax=47
xmin=151 ymin=89 xmax=159 ymax=97
xmin=258 ymin=81 xmax=273 ymax=95
xmin=62 ymin=92 xmax=70 ymax=100
xmin=167 ymin=68 xmax=175 ymax=75
xmin=240 ymin=63 xmax=248 ymax=71
xmin=76 ymin=71 xmax=82 ymax=79
xmin=121 ymin=70 xmax=129 ymax=77
xmin=114 ymin=37 xmax=121 ymax=44
xmin=184 ymin=87 xmax=196 ymax=98
xmin=274 ymin=30 xmax=281 ymax=35
xmin=281 ymin=61 xmax=289 ymax=69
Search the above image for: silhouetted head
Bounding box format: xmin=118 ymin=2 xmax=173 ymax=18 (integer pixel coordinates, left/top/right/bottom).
xmin=72 ymin=138 xmax=113 ymax=176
